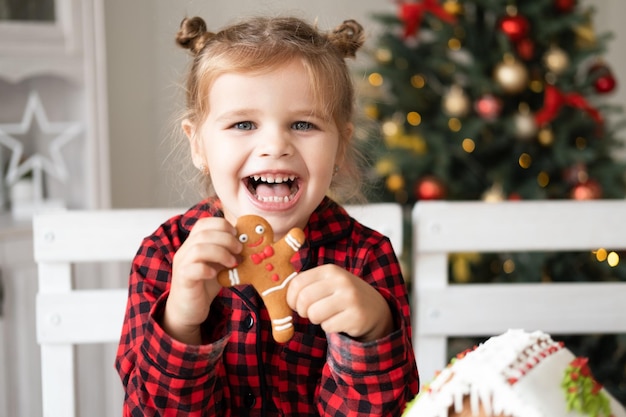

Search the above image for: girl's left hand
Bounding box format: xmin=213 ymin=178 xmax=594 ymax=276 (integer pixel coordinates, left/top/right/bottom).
xmin=286 ymin=264 xmax=394 ymax=342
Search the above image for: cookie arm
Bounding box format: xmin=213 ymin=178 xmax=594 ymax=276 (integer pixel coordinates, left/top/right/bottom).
xmin=217 ymin=267 xmax=242 ymax=287
xmin=278 ymin=227 xmax=306 ymax=255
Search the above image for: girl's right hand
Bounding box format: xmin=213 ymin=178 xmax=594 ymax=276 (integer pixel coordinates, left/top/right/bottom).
xmin=162 ymin=217 xmax=242 ymax=344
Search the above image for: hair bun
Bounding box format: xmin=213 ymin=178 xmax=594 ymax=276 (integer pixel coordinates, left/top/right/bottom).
xmin=176 ymin=16 xmax=214 ymax=54
xmin=329 ymin=19 xmax=365 ymax=58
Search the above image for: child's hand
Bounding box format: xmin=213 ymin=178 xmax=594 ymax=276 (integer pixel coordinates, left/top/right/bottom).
xmin=163 ymin=217 xmax=242 ymax=344
xmin=286 ymin=264 xmax=394 ymax=342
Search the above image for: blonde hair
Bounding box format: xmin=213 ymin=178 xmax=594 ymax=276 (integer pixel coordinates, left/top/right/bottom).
xmin=175 ymin=15 xmax=366 ymax=203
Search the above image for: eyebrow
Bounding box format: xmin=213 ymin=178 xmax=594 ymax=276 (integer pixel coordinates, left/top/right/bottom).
xmin=214 ymin=108 xmax=329 ymax=122
xmin=213 ymin=109 xmax=260 ymax=122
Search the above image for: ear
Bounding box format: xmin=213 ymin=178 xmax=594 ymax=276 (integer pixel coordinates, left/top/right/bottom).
xmin=335 ymin=122 xmax=354 ymax=167
xmin=182 ymin=118 xmax=206 ymax=170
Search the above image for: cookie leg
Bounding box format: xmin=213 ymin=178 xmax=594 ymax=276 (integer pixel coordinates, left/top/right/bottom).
xmin=271 ymin=315 xmax=294 ymax=343
xmin=262 ymin=290 xmax=295 ymax=343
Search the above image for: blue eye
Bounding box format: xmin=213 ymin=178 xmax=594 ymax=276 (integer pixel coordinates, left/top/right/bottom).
xmin=234 ymin=121 xmax=255 ymax=130
xmin=292 ymin=121 xmax=313 ymax=131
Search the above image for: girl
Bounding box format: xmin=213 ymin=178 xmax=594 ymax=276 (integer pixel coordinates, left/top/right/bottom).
xmin=116 ymin=15 xmax=419 ymax=416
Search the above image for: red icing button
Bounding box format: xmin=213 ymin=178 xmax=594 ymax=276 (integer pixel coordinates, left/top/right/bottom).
xmin=271 ymin=273 xmax=279 ymax=282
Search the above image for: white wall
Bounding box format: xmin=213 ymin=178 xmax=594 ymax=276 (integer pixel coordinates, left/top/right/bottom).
xmin=105 ymin=0 xmax=626 ymax=209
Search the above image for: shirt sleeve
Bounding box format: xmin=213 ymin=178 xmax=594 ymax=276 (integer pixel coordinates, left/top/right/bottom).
xmin=115 ymin=235 xmax=231 ymax=416
xmin=316 ymin=235 xmax=419 ymax=417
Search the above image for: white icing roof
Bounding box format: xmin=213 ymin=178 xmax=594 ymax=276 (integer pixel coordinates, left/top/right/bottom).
xmin=405 ymin=329 xmax=626 ymax=417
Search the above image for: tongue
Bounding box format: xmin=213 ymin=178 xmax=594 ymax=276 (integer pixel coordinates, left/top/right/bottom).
xmin=256 ymin=183 xmax=291 ymax=198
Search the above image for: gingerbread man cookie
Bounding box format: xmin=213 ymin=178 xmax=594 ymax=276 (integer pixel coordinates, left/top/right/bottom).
xmin=217 ymin=215 xmax=305 ymax=343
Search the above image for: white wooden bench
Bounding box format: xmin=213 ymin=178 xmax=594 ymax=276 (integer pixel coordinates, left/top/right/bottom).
xmin=412 ymin=200 xmax=626 ymax=385
xmin=33 ymin=203 xmax=403 ymax=417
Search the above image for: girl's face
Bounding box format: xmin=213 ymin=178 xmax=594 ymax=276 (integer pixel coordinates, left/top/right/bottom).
xmin=185 ymin=59 xmax=352 ymax=239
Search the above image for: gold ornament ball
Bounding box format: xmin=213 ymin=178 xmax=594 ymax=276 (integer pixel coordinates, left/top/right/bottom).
xmin=543 ymin=46 xmax=569 ymax=75
xmin=574 ymin=21 xmax=596 ymax=49
xmin=494 ymin=57 xmax=529 ymax=94
xmin=514 ymin=111 xmax=537 ymax=140
xmin=443 ymin=85 xmax=470 ymax=117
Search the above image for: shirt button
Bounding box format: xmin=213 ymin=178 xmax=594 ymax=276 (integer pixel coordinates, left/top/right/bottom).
xmin=244 ymin=390 xmax=256 ymax=408
xmin=244 ymin=315 xmax=254 ymax=330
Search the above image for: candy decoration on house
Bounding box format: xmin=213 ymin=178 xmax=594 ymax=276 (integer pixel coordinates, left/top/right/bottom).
xmin=402 ymin=330 xmax=626 ymax=417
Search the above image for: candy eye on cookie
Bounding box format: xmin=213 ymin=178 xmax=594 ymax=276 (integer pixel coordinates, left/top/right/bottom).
xmin=238 ymin=233 xmax=249 ymax=243
xmin=255 ymin=224 xmax=265 ymax=235
xmin=245 ymin=174 xmax=300 ymax=203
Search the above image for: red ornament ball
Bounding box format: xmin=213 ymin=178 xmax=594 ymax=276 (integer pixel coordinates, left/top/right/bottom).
xmin=415 ymin=176 xmax=446 ymax=200
xmin=498 ymin=14 xmax=530 ymax=42
xmin=570 ymin=180 xmax=602 ymax=200
xmin=554 ymin=0 xmax=576 ymax=13
xmin=588 ymin=62 xmax=617 ymax=94
xmin=474 ymin=94 xmax=502 ymax=121
xmin=516 ymin=38 xmax=535 ymax=61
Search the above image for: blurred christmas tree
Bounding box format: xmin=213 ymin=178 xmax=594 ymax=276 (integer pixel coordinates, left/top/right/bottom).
xmin=359 ymin=0 xmax=626 ymax=404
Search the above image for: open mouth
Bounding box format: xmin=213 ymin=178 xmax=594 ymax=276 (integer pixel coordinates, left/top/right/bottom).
xmin=245 ymin=174 xmax=299 ymax=203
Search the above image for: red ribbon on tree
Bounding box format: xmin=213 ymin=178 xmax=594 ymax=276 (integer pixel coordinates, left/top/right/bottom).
xmin=399 ymin=0 xmax=457 ymax=38
xmin=534 ymin=84 xmax=603 ymax=127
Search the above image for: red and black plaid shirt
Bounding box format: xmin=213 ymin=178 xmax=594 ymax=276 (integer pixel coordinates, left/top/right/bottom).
xmin=116 ymin=197 xmax=419 ymax=416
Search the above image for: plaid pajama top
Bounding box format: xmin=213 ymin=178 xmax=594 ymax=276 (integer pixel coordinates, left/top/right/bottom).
xmin=115 ymin=197 xmax=419 ymax=416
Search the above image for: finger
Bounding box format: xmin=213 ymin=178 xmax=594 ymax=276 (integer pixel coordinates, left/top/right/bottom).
xmin=191 ymin=216 xmax=237 ymax=236
xmin=174 ymin=260 xmax=221 ymax=285
xmin=184 ymin=241 xmax=241 ymax=269
xmin=288 ymin=274 xmax=336 ymax=319
xmin=304 ymin=293 xmax=343 ymax=325
xmin=286 ymin=264 xmax=336 ymax=308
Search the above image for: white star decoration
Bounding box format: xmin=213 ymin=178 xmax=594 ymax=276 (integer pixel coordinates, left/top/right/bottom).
xmin=0 ymin=91 xmax=82 ymax=202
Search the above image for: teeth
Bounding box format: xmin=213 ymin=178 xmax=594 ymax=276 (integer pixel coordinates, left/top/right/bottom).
xmin=250 ymin=175 xmax=296 ymax=184
xmin=256 ymin=195 xmax=292 ymax=203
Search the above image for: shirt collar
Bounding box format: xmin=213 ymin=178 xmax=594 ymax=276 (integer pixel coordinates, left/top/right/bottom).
xmin=182 ymin=196 xmax=353 ymax=248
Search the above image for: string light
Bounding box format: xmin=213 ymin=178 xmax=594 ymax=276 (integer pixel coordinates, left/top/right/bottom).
xmin=407 ymin=112 xmax=422 ymax=126
xmin=537 ymin=171 xmax=550 ymax=187
xmin=593 ymin=248 xmax=619 ymax=267
xmin=448 ymin=38 xmax=462 ymax=50
xmin=462 ymin=138 xmax=475 ymax=153
xmin=503 ymin=259 xmax=515 ymax=274
xmin=386 ymin=173 xmax=405 ymax=192
xmin=368 ymin=72 xmax=384 ymax=87
xmin=607 ymin=251 xmax=620 ymax=267
xmin=449 ymin=118 xmax=462 ymax=132
xmin=375 ymin=48 xmax=392 ymax=63
xmin=518 ymin=153 xmax=532 ymax=168
xmin=530 ymin=79 xmax=543 ymax=93
xmin=382 ymin=120 xmax=399 ymax=136
xmin=364 ymin=104 xmax=378 ymax=120
xmin=411 ymin=74 xmax=426 ymax=89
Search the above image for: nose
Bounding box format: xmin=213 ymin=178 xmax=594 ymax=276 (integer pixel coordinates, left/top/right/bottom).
xmin=258 ymin=126 xmax=293 ymax=158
